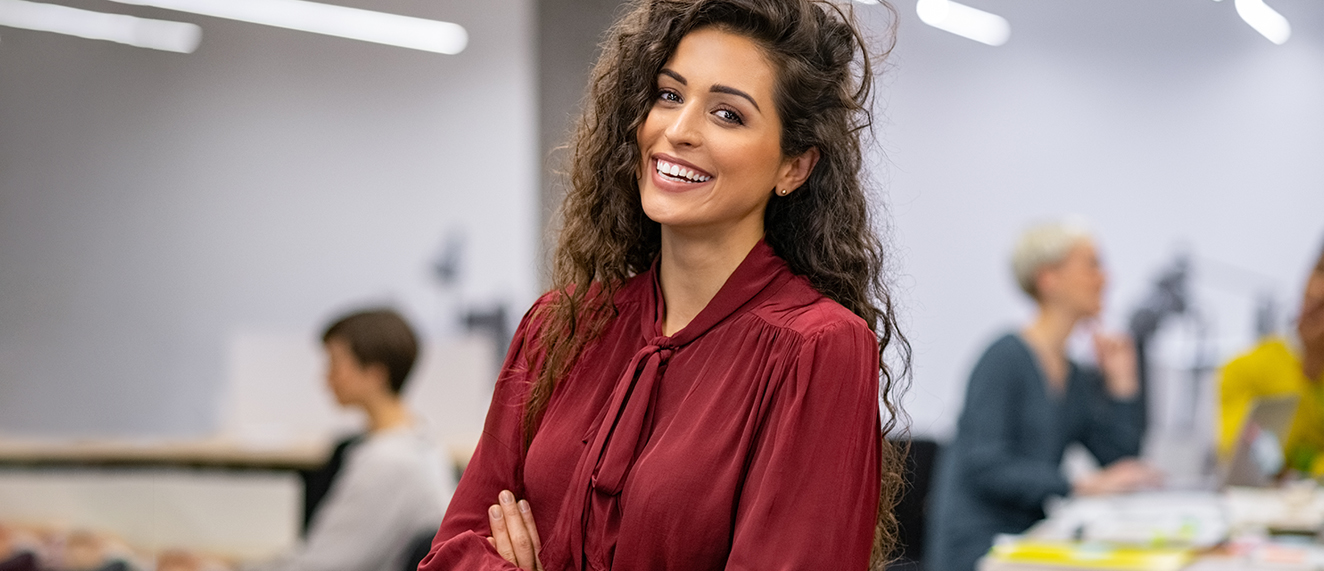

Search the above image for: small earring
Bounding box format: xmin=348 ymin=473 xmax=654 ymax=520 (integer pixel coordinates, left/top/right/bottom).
xmin=777 ymin=188 xmax=788 ymax=196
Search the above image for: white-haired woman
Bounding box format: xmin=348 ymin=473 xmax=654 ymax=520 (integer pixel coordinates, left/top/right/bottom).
xmin=926 ymin=221 xmax=1162 ymax=571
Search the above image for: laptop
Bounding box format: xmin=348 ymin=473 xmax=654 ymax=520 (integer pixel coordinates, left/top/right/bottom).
xmin=1219 ymin=394 xmax=1299 ymax=488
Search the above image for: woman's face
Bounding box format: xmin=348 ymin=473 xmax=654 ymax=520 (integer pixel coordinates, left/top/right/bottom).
xmin=636 ymin=27 xmax=814 ymax=239
xmin=1038 ymin=240 xmax=1107 ymax=318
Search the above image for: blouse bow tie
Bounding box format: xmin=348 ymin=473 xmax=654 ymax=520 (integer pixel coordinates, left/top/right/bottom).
xmin=588 ymin=336 xmax=676 ymax=496
xmin=574 ymin=337 xmax=677 ymax=570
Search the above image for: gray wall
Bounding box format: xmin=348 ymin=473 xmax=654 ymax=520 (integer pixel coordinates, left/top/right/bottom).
xmin=0 ymin=0 xmax=538 ymax=436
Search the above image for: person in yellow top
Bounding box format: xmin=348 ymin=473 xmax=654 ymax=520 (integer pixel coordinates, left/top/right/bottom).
xmin=1218 ymin=242 xmax=1324 ymax=475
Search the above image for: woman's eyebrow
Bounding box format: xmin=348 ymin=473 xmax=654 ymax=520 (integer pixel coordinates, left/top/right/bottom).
xmin=658 ymin=68 xmax=761 ymax=112
xmin=710 ymin=84 xmax=760 ymax=112
xmin=659 ymin=68 xmax=686 ymax=84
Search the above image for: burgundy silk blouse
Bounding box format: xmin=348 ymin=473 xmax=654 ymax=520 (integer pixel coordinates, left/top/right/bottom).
xmin=419 ymin=241 xmax=882 ymax=571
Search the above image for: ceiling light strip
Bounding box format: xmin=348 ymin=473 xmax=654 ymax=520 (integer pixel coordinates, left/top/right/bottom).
xmin=0 ymin=0 xmax=200 ymax=52
xmin=1234 ymin=0 xmax=1290 ymax=45
xmin=105 ymin=0 xmax=467 ymax=54
xmin=916 ymin=0 xmax=1010 ymax=47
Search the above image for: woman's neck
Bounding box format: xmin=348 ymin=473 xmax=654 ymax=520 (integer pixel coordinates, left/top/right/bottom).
xmin=1021 ymin=304 xmax=1081 ymax=388
xmin=657 ymin=225 xmax=762 ymax=337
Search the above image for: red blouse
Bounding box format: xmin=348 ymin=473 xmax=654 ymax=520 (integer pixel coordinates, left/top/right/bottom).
xmin=419 ymin=240 xmax=882 ymax=571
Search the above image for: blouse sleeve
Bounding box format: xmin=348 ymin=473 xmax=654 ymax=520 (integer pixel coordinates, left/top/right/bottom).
xmin=418 ymin=299 xmax=548 ymax=571
xmin=956 ymin=342 xmax=1071 ymax=511
xmin=725 ymin=320 xmax=882 ymax=571
xmin=1076 ymin=366 xmax=1144 ymax=466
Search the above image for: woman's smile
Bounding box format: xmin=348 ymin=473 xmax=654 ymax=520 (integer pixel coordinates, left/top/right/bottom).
xmin=650 ymin=154 xmax=714 ymax=191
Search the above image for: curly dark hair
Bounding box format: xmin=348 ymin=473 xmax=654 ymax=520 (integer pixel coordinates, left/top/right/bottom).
xmin=532 ymin=0 xmax=910 ymax=566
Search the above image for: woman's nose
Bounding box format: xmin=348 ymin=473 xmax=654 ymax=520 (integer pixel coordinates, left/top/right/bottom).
xmin=664 ymin=105 xmax=703 ymax=148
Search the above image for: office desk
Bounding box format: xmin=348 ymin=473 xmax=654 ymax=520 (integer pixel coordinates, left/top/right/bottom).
xmin=979 ymin=487 xmax=1324 ymax=571
xmin=0 ymin=437 xmax=331 ymax=560
xmin=0 ymin=437 xmax=328 ymax=471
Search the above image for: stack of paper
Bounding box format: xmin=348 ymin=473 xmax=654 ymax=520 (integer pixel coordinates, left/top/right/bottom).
xmin=986 ymin=539 xmax=1195 ymax=571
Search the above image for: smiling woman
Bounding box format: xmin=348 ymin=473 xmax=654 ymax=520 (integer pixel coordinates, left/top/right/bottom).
xmin=637 ymin=28 xmax=816 ymax=260
xmin=418 ymin=1 xmax=908 ymax=570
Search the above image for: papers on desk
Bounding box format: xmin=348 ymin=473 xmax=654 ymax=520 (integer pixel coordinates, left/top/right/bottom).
xmin=985 ymin=486 xmax=1324 ymax=570
xmin=987 ymin=539 xmax=1195 ymax=571
xmin=1185 ymin=538 xmax=1324 ymax=570
xmin=1035 ymin=492 xmax=1229 ymax=549
xmin=1223 ymin=484 xmax=1324 ymax=534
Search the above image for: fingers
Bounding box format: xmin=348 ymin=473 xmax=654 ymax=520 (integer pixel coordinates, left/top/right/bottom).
xmin=485 ymin=490 xmax=542 ymax=570
xmin=1092 ymin=331 xmax=1107 ymax=352
xmin=519 ymin=500 xmax=542 ymax=555
xmin=1074 ymin=459 xmax=1161 ymax=496
xmin=1094 ymin=334 xmax=1139 ymax=399
xmin=1096 ymin=333 xmax=1134 ymax=359
xmin=1103 ymin=459 xmax=1164 ymax=492
xmin=1093 ymin=334 xmax=1121 ymax=363
xmin=500 ymin=490 xmax=537 ymax=569
xmin=513 ymin=500 xmax=540 ymax=571
xmin=1133 ymin=463 xmax=1165 ymax=488
xmin=488 ymin=504 xmax=518 ymax=566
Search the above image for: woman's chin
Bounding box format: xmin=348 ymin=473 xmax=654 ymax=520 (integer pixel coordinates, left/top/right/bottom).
xmin=640 ymin=193 xmax=696 ymax=228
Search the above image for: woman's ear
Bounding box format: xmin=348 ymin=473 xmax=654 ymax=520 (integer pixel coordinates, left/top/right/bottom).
xmin=777 ymin=147 xmax=820 ymax=195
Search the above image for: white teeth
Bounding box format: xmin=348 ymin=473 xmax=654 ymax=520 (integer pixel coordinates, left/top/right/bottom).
xmin=656 ymin=159 xmax=711 ymax=183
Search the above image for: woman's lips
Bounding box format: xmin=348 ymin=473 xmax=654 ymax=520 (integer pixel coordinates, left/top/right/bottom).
xmin=649 ymin=155 xmax=714 ymax=192
xmin=654 ymin=156 xmax=712 ymax=182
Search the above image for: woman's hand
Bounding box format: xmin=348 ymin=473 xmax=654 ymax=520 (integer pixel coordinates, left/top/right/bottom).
xmin=1093 ymin=332 xmax=1140 ymax=400
xmin=1072 ymin=458 xmax=1163 ymax=496
xmin=486 ymin=490 xmax=543 ymax=571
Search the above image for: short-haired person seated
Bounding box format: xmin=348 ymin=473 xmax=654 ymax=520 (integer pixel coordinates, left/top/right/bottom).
xmin=927 ymin=221 xmax=1163 ymax=571
xmin=247 ymin=308 xmax=450 ymax=571
xmin=1218 ymin=241 xmax=1324 ymax=476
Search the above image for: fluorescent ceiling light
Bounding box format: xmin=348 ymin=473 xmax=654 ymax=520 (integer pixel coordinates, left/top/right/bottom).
xmin=916 ymin=0 xmax=1010 ymax=47
xmin=105 ymin=0 xmax=467 ymax=55
xmin=0 ymin=0 xmax=200 ymax=52
xmin=1234 ymin=0 xmax=1290 ymax=45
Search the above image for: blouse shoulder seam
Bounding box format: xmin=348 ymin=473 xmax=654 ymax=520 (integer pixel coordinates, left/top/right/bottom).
xmin=741 ymin=306 xmax=872 ymax=355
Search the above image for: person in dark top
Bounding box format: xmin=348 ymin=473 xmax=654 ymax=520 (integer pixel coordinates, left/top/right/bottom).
xmin=927 ymin=221 xmax=1162 ymax=571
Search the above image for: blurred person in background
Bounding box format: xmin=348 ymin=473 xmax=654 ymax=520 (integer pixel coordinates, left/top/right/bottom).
xmin=248 ymin=308 xmax=449 ymax=571
xmin=1218 ymin=240 xmax=1324 ymax=476
xmin=927 ymin=220 xmax=1161 ymax=571
xmin=419 ymin=0 xmax=910 ymax=569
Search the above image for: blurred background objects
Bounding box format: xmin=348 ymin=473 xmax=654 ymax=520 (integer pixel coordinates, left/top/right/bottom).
xmin=1 ymin=0 xmax=1322 ymax=569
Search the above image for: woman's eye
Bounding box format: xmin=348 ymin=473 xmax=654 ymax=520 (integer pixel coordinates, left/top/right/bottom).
xmin=657 ymin=89 xmax=681 ymax=103
xmin=715 ymin=108 xmax=743 ymax=125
